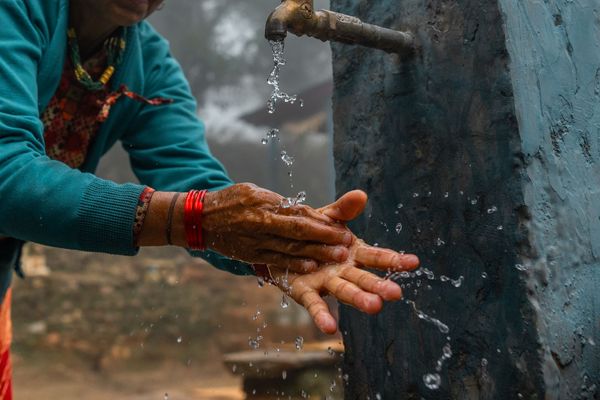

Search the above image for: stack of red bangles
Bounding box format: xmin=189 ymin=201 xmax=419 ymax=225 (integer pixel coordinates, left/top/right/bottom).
xmin=184 ymin=189 xmax=208 ymax=250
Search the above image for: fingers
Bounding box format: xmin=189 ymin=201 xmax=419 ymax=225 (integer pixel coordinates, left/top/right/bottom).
xmin=258 ymin=239 xmax=349 ymax=264
xmin=296 ymin=287 xmax=338 ymax=334
xmin=354 ymin=245 xmax=420 ymax=271
xmin=325 ymin=277 xmax=383 ymax=315
xmin=341 ymin=268 xmax=402 ymax=301
xmin=278 ymin=204 xmax=337 ymax=225
xmin=263 ymin=215 xmax=353 ymax=246
xmin=319 ymin=190 xmax=368 ymax=222
xmin=254 ymin=252 xmax=318 ymax=273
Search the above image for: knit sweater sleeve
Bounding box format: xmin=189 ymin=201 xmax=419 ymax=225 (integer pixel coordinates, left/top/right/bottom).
xmin=121 ymin=22 xmax=254 ymax=276
xmin=0 ymin=1 xmax=146 ymax=255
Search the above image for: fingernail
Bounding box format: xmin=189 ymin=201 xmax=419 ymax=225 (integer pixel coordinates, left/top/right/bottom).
xmin=343 ymin=232 xmax=352 ymax=245
xmin=333 ymin=247 xmax=348 ymax=262
xmin=303 ymin=261 xmax=318 ymax=272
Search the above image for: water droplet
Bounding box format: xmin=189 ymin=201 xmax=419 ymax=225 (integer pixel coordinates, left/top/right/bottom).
xmin=282 ymin=370 xmax=287 ymax=380
xmin=248 ymin=337 xmax=260 ymax=349
xmin=515 ymin=263 xmax=527 ymax=271
xmin=252 ymin=309 xmax=262 ymax=321
xmin=395 ymin=223 xmax=403 ymax=234
xmin=481 ymin=272 xmax=488 ymax=279
xmin=397 ymin=203 xmax=404 ymax=209
xmin=443 ymin=344 xmax=452 ymax=359
xmin=451 ymin=276 xmax=464 ymax=288
xmin=177 ymin=336 xmax=182 ymax=344
xmin=375 ymin=393 xmax=382 ymax=400
xmin=281 ymin=294 xmax=289 ymax=309
xmin=423 ymin=373 xmax=441 ymax=390
xmin=327 ymin=347 xmax=335 ymax=357
xmin=481 ymin=358 xmax=488 ymax=367
xmin=471 ymin=198 xmax=478 ymax=205
xmin=329 ymin=380 xmax=337 ymax=392
xmin=444 ymin=192 xmax=449 ymax=198
xmin=261 ymin=138 xmax=268 ymax=145
xmin=436 ymin=238 xmax=445 ymax=246
xmin=497 ymin=225 xmax=504 ymax=230
xmin=295 ymin=336 xmax=304 ymax=350
xmin=487 ymin=206 xmax=498 ymax=214
xmin=164 ymin=393 xmax=169 ymax=400
xmin=413 ymin=193 xmax=419 ymax=198
xmin=280 ymin=150 xmax=295 ymax=166
xmin=281 ymin=191 xmax=307 ymax=208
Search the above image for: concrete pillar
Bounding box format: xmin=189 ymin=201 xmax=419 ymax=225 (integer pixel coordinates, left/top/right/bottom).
xmin=331 ymin=0 xmax=600 ymax=398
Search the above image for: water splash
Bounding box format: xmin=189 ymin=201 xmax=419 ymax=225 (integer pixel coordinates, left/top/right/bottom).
xmin=280 ymin=150 xmax=295 ymax=166
xmin=267 ymin=40 xmax=301 ymax=114
xmin=405 ymin=299 xmax=449 ymax=334
xmin=281 ymin=191 xmax=307 ymax=208
xmin=262 ymin=128 xmax=280 ymax=144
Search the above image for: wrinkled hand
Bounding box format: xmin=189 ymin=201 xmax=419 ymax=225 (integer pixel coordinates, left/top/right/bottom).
xmin=269 ymin=238 xmax=419 ymax=334
xmin=202 ymin=183 xmax=353 ymax=273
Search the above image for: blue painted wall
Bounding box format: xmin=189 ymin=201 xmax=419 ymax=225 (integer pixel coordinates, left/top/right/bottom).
xmin=331 ymin=0 xmax=599 ymax=398
xmin=499 ymin=1 xmax=600 ymax=397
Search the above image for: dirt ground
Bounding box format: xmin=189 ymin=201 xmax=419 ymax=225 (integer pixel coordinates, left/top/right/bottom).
xmin=12 ymin=351 xmax=244 ymax=400
xmin=9 ymin=245 xmax=332 ymax=399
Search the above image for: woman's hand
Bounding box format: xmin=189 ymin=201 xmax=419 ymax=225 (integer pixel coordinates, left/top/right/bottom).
xmin=268 ymin=238 xmax=420 ymax=334
xmin=201 ymin=183 xmax=353 ymax=273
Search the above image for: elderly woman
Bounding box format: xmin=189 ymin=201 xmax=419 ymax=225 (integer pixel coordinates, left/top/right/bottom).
xmin=0 ymin=0 xmax=419 ymax=396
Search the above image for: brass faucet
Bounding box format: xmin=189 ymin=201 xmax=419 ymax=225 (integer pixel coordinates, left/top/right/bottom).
xmin=265 ymin=0 xmax=415 ymax=56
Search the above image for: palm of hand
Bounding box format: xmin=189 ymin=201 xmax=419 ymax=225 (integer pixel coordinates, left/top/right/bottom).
xmin=271 ymin=237 xmax=419 ymax=334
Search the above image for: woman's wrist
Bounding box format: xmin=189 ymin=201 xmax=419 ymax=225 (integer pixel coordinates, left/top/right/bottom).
xmin=137 ymin=191 xmax=187 ymax=248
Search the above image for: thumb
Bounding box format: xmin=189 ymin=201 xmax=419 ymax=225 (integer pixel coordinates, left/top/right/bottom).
xmin=319 ymin=190 xmax=368 ymax=222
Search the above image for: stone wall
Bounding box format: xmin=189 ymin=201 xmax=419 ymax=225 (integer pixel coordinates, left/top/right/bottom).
xmin=330 ymin=0 xmax=599 ymax=398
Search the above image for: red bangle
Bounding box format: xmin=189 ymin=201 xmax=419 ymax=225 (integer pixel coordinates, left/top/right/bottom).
xmin=184 ymin=189 xmax=208 ymax=250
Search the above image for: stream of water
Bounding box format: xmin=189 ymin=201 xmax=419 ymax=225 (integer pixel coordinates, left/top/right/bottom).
xmin=267 ymin=40 xmax=303 ymax=114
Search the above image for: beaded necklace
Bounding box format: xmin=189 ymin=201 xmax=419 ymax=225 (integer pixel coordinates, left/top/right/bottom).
xmin=67 ymin=27 xmax=127 ymax=91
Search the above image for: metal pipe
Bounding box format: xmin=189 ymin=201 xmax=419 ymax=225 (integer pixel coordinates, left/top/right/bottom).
xmin=265 ymin=0 xmax=415 ymax=56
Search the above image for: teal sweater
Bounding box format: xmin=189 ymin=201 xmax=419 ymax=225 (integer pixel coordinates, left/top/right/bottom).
xmin=0 ymin=0 xmax=254 ymax=298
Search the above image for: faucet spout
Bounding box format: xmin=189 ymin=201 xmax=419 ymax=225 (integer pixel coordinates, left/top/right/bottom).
xmin=265 ymin=0 xmax=415 ymax=56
